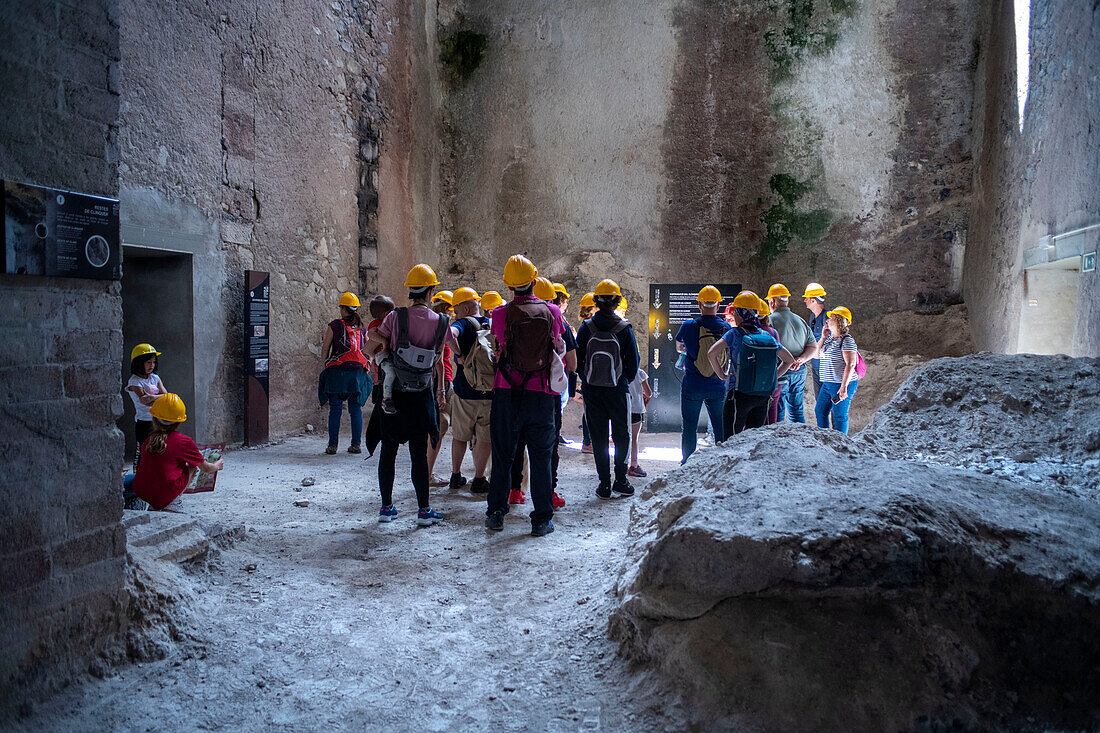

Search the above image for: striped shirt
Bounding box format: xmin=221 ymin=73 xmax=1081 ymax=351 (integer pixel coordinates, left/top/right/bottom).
xmin=819 ymin=333 xmax=859 ymax=383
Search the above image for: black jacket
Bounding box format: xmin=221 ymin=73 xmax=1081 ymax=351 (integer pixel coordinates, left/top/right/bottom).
xmin=576 ymin=311 xmax=640 ymax=392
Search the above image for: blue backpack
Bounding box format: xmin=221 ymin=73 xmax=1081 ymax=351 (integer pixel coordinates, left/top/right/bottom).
xmin=735 ymin=329 xmax=780 ymax=396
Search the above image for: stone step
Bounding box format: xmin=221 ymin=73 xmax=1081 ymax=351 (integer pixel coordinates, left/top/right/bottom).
xmin=126 ymin=514 xmax=200 ymax=548
xmin=131 ymin=528 xmax=210 ymax=564
xmin=121 ymin=510 xmax=153 ymax=530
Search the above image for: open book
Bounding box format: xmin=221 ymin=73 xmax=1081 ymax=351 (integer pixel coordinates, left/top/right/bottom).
xmin=183 ymin=443 xmax=226 ymax=494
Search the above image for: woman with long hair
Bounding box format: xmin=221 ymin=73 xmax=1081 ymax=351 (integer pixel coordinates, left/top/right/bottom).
xmin=319 ymin=292 xmax=373 ymax=454
xmin=813 ymin=306 xmax=861 ymax=434
xmin=129 ymin=394 xmax=223 ymax=512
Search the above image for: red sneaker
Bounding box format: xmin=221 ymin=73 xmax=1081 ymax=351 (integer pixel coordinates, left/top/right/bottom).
xmin=551 ymin=491 xmax=565 ymax=509
xmin=508 ymin=489 xmax=526 ymax=505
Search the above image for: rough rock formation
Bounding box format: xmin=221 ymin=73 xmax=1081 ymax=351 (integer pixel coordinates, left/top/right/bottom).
xmin=611 ymin=356 xmax=1100 ymax=731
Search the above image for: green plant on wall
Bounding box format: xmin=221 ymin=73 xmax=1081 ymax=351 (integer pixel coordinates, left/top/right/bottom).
xmin=439 ymin=29 xmax=488 ymax=82
xmin=751 ymin=173 xmax=832 ymax=273
xmin=763 ymin=0 xmax=857 ymax=82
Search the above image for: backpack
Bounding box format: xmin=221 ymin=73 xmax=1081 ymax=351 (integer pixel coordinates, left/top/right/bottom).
xmin=584 ymin=318 xmax=628 ymax=388
xmin=500 ymin=300 xmax=554 ymax=388
xmin=694 ymin=323 xmax=726 ymax=378
xmin=460 ymin=316 xmax=497 ymax=393
xmin=735 ymin=328 xmax=780 ymax=396
xmin=391 ymin=307 xmax=449 ymax=393
xmin=855 ymin=349 xmax=867 ymax=379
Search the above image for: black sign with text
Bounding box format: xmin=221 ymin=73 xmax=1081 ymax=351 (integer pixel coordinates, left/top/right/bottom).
xmin=2 ymin=180 xmax=120 ymax=279
xmin=646 ymin=283 xmax=741 ymax=433
xmin=244 ymin=270 xmax=270 ymax=445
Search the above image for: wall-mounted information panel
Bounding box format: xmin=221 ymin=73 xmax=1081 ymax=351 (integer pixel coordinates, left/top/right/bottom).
xmin=2 ymin=180 xmax=120 ymax=279
xmin=244 ymin=270 xmax=270 ymax=446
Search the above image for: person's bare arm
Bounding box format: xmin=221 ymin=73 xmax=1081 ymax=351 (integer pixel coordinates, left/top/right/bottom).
xmin=321 ymin=326 xmax=334 ymax=363
xmin=564 ymin=350 xmax=577 ymax=373
xmin=199 ymin=458 xmax=224 ymax=474
xmin=642 ymin=379 xmax=653 ymax=400
xmin=839 ymin=350 xmax=858 ymax=400
xmin=708 ymin=340 xmax=728 ymax=381
xmin=364 ymin=327 xmax=386 ymax=354
xmin=777 ymin=346 xmax=795 ymax=379
xmin=676 ymin=341 xmax=686 ymax=354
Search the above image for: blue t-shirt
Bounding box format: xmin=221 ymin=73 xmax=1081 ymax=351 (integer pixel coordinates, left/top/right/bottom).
xmin=675 ymin=315 xmax=730 ymax=393
xmin=809 ymin=310 xmax=827 ymax=368
xmin=452 ymin=315 xmax=492 ymax=400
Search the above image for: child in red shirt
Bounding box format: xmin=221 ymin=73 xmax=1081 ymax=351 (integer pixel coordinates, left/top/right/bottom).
xmin=131 ymin=394 xmax=224 ymax=512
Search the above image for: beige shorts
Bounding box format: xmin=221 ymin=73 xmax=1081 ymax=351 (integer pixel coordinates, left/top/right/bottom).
xmin=450 ymin=393 xmax=490 ymax=444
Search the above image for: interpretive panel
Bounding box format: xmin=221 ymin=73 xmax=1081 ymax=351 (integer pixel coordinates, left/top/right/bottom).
xmin=244 ymin=270 xmax=270 ymax=445
xmin=646 ymin=283 xmax=741 ymax=433
xmin=2 ymin=180 xmax=120 ymax=279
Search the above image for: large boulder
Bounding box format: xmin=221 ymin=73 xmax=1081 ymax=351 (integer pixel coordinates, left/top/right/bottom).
xmin=611 ymin=424 xmax=1100 ymax=731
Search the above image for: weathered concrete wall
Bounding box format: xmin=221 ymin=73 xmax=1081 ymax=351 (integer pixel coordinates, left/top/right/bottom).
xmin=965 ymin=0 xmax=1100 ymax=357
xmin=0 ymin=0 xmax=128 ymax=709
xmin=429 ymin=0 xmax=979 ymax=325
xmin=374 ymin=0 xmax=444 ymax=299
xmin=118 ymin=0 xmax=383 ymax=439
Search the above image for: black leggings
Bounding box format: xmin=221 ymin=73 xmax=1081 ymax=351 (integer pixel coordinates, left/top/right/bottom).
xmin=378 ymin=431 xmax=429 ymax=509
xmin=724 ymin=389 xmax=770 ymax=437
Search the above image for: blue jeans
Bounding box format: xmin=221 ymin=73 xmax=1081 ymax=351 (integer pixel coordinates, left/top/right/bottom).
xmin=815 ymin=380 xmax=859 ymax=434
xmin=680 ymin=388 xmax=725 ymax=463
xmin=777 ymin=367 xmax=807 ymax=423
xmin=328 ymin=394 xmax=363 ymax=447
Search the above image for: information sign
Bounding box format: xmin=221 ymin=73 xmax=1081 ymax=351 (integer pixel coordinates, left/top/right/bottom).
xmin=244 ymin=270 xmax=270 ymax=445
xmin=646 ymin=283 xmax=741 ymax=433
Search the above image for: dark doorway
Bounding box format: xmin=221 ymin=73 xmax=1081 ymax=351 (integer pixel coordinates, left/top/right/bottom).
xmin=118 ymin=246 xmax=195 ymax=459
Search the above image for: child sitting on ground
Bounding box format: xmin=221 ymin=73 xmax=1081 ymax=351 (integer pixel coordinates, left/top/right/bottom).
xmin=127 ymin=393 xmax=223 ymax=512
xmin=367 ymin=295 xmax=397 ymax=414
xmin=627 ymin=367 xmax=652 ymax=477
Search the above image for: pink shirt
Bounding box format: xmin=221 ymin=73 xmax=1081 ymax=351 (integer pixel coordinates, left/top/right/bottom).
xmin=489 ymin=296 xmax=566 ymax=393
xmin=378 ymin=305 xmax=457 ymax=352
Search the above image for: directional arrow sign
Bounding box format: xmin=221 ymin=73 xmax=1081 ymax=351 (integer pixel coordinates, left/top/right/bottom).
xmin=652 ymin=348 xmax=661 ymax=370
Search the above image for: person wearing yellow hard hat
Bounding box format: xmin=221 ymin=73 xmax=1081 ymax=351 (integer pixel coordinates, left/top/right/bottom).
xmin=320 ymin=292 xmax=372 ymax=455
xmin=802 ymin=282 xmax=828 ymax=399
xmin=480 ymin=290 xmax=504 ymax=312
xmin=572 ymin=291 xmax=597 ymax=452
xmin=125 ymin=343 xmax=167 ymax=487
xmin=755 ymin=297 xmax=787 ymax=426
xmin=485 ymin=254 xmax=571 ymax=536
xmin=127 ymin=393 xmax=224 ymax=513
xmin=673 ymin=285 xmax=732 ymax=463
xmin=576 ymin=278 xmax=640 ymax=499
xmin=425 ymin=288 xmax=458 ymax=487
xmin=706 ymin=291 xmax=796 ymax=438
xmin=766 ymin=283 xmax=818 ymax=424
xmin=813 ymin=305 xmax=862 ymax=434
xmin=364 ymin=263 xmax=455 ymax=528
xmin=445 ymin=287 xmax=493 ymax=494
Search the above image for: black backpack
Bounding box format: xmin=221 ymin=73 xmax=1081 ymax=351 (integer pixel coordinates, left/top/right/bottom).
xmin=584 ymin=318 xmax=628 ymax=388
xmin=391 ymin=307 xmax=449 ymax=393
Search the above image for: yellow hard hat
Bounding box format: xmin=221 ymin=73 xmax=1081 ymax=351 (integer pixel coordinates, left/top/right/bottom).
xmin=533 ymin=277 xmax=557 ymax=301
xmin=553 ymin=282 xmax=570 ymax=298
xmin=130 ymin=343 xmax=161 ymax=362
xmin=338 ymin=292 xmax=360 ymax=308
xmin=827 ymin=306 xmax=853 ymax=324
xmin=405 ymin=264 xmax=441 ymax=288
xmin=480 ymin=291 xmax=504 ymax=311
xmin=593 ymin=279 xmax=622 ymax=297
xmin=803 ymin=282 xmax=827 ymax=298
xmin=697 ymin=285 xmax=721 ymax=304
xmin=432 ymin=290 xmax=454 ymax=306
xmin=757 ymin=297 xmax=771 ymax=317
xmin=503 ymin=254 xmax=538 ymax=288
xmin=579 ymin=292 xmax=596 ymax=308
xmin=767 ymin=283 xmax=791 ymax=299
xmin=149 ymin=393 xmax=187 ymax=423
xmin=451 ymin=287 xmax=479 ymax=306
xmin=732 ymin=290 xmax=761 ymax=309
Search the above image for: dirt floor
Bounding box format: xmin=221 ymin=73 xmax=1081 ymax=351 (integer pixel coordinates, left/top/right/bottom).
xmin=15 ymin=416 xmax=692 ymax=732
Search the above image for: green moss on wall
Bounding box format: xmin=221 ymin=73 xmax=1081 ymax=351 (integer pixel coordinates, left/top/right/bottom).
xmin=439 ymin=29 xmax=487 ymax=82
xmin=764 ymin=0 xmax=857 ymax=82
xmin=752 ymin=173 xmax=832 ymax=273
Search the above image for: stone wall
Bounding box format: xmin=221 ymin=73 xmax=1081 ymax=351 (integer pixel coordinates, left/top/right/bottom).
xmin=964 ymin=0 xmax=1099 ymax=357
xmin=424 ymin=0 xmax=979 ymax=328
xmin=118 ymin=0 xmax=384 ymax=439
xmin=0 ymin=0 xmax=128 ymax=709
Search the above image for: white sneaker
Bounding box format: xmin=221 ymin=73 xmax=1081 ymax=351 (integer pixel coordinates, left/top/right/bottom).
xmin=161 ymin=496 xmax=186 ymax=513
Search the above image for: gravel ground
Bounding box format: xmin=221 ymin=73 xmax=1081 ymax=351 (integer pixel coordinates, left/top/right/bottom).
xmin=15 ymin=419 xmax=690 ymax=732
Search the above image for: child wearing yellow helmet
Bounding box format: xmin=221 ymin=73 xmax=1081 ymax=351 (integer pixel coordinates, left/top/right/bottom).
xmin=321 ymin=291 xmax=372 ymax=454
xmin=128 ymin=394 xmax=224 ymax=512
xmin=125 ymin=343 xmax=167 ymax=474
